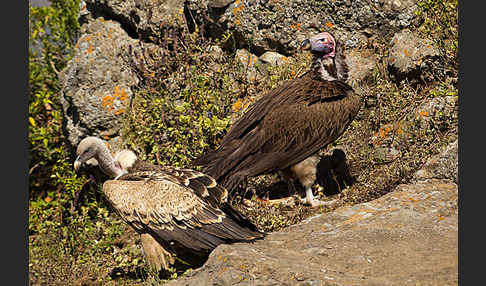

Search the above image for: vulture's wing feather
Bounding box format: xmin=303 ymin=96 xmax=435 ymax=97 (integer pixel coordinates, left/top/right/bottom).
xmin=195 ymin=73 xmax=360 ymax=189
xmin=104 ymin=169 xmax=262 ymax=254
xmin=219 ymin=72 xmax=351 ymax=147
xmin=120 ymin=167 xmax=227 ymax=206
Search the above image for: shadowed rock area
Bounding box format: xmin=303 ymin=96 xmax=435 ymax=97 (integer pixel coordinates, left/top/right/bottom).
xmin=165 ymin=141 xmax=458 ymax=285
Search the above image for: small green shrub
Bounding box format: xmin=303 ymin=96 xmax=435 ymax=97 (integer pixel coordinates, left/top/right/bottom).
xmin=29 ymin=0 xmax=80 ymax=198
xmin=416 ymin=0 xmax=458 ymax=78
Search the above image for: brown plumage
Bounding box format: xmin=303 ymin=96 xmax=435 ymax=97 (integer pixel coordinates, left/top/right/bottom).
xmin=74 ymin=137 xmax=264 ymax=269
xmin=193 ymin=32 xmax=362 ymax=206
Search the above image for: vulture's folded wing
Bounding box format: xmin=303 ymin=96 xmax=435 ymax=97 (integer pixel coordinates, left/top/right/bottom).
xmin=103 ymin=170 xmax=263 ymax=253
xmin=194 ymin=73 xmax=360 ymax=189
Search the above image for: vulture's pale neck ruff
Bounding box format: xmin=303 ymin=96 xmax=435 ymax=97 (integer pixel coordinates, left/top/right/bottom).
xmin=114 ymin=149 xmax=137 ymax=172
xmin=74 ymin=137 xmax=128 ymax=179
xmin=314 ymin=57 xmax=338 ymax=81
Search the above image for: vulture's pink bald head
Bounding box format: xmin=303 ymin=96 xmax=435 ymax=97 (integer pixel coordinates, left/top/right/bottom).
xmin=301 ymin=32 xmax=336 ymax=59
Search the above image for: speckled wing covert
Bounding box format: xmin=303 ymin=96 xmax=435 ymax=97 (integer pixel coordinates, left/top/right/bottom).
xmin=102 ymin=167 xmax=263 ymax=257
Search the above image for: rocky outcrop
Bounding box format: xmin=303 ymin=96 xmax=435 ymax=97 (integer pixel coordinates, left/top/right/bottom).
xmin=369 ymin=95 xmax=458 ymax=164
xmin=59 ymin=16 xmax=166 ymax=151
xmin=387 ymin=29 xmax=440 ymax=83
xmin=187 ymin=0 xmax=420 ymax=54
xmin=165 ymin=141 xmax=458 ymax=286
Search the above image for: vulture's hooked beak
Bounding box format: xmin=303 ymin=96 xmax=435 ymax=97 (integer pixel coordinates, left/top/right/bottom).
xmin=74 ymin=156 xmax=82 ymax=172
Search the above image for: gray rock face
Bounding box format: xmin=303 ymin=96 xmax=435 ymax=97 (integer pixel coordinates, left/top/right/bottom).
xmin=60 ymin=19 xmax=137 ymax=149
xmin=165 ymin=142 xmax=458 ymax=285
xmin=387 ymin=29 xmax=440 ymax=82
xmin=82 ymin=0 xmax=185 ymax=41
xmin=187 ymin=0 xmax=419 ymax=54
xmin=59 ymin=17 xmax=162 ymax=150
xmin=413 ymin=139 xmax=458 ymax=183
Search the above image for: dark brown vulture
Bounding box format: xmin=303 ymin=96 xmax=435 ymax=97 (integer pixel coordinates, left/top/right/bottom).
xmin=192 ymin=31 xmax=362 ymax=207
xmin=74 ymin=136 xmax=264 ymax=269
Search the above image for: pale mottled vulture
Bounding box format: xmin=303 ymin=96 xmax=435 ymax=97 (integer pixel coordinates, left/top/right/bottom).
xmin=74 ymin=137 xmax=264 ymax=269
xmin=193 ymin=31 xmax=362 ymax=207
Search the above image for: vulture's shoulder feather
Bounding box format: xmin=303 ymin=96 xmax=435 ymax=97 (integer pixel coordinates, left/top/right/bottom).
xmin=217 ymin=72 xmax=353 ymax=147
xmin=119 ymin=167 xmax=227 ymax=206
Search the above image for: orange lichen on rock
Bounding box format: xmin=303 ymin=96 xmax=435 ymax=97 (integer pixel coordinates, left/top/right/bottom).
xmin=419 ymin=110 xmax=429 ymax=117
xmin=232 ymin=0 xmax=244 ymax=25
xmin=379 ymin=126 xmax=392 ymax=139
xmin=101 ymin=86 xmax=129 ymax=115
xmin=114 ymin=108 xmax=126 ymax=116
xmin=290 ymin=23 xmax=302 ymax=30
xmin=403 ymin=48 xmax=410 ymax=57
xmin=232 ymin=98 xmax=243 ymax=112
xmin=114 ymin=85 xmax=129 ymax=102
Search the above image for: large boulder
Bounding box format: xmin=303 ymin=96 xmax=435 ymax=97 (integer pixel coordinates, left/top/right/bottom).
xmin=59 ymin=17 xmax=164 ymax=151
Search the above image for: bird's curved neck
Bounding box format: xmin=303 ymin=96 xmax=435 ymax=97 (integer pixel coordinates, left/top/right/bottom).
xmin=313 ymin=57 xmax=338 ymax=81
xmin=95 ymin=144 xmax=124 ymax=178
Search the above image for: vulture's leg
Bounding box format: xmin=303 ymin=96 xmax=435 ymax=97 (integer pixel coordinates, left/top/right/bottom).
xmin=279 ymin=169 xmax=298 ymax=197
xmin=140 ymin=233 xmax=174 ymax=272
xmin=301 ymin=185 xmax=338 ymax=207
xmin=292 ymin=155 xmax=336 ymax=207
